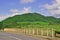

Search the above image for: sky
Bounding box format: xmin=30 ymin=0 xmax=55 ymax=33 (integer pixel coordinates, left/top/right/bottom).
xmin=0 ymin=0 xmax=60 ymax=21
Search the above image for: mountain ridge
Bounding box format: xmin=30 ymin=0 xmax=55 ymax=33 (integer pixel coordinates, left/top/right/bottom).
xmin=2 ymin=13 xmax=60 ymax=23
xmin=1 ymin=13 xmax=60 ymax=28
xmin=2 ymin=13 xmax=59 ymax=23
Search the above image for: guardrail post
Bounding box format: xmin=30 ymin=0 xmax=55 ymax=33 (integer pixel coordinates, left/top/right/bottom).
xmin=33 ymin=29 xmax=35 ymax=35
xmin=47 ymin=28 xmax=49 ymax=37
xmin=37 ymin=28 xmax=38 ymax=35
xmin=41 ymin=28 xmax=43 ymax=36
xmin=52 ymin=28 xmax=55 ymax=38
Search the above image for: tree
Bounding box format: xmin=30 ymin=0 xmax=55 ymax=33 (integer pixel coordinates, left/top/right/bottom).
xmin=0 ymin=22 xmax=4 ymax=30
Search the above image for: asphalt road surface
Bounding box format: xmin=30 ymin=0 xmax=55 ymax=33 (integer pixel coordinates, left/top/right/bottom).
xmin=0 ymin=32 xmax=42 ymax=40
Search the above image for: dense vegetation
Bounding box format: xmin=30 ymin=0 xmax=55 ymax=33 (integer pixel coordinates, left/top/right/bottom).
xmin=0 ymin=13 xmax=60 ymax=32
xmin=0 ymin=22 xmax=4 ymax=30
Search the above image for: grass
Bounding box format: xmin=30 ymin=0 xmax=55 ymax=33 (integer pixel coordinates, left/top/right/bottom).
xmin=4 ymin=24 xmax=60 ymax=32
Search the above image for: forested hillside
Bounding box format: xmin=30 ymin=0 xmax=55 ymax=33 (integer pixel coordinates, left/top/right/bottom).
xmin=2 ymin=13 xmax=60 ymax=24
xmin=0 ymin=13 xmax=60 ymax=31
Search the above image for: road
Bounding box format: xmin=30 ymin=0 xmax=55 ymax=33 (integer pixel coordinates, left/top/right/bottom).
xmin=0 ymin=32 xmax=43 ymax=40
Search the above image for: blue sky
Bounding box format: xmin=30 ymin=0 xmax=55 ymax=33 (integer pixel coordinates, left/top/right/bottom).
xmin=0 ymin=0 xmax=60 ymax=21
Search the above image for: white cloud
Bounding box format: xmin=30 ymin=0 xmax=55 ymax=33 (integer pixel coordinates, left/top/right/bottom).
xmin=10 ymin=9 xmax=20 ymax=16
xmin=20 ymin=0 xmax=35 ymax=3
xmin=43 ymin=0 xmax=60 ymax=18
xmin=0 ymin=17 xmax=4 ymax=21
xmin=0 ymin=15 xmax=10 ymax=21
xmin=10 ymin=9 xmax=20 ymax=13
xmin=21 ymin=7 xmax=31 ymax=13
xmin=10 ymin=7 xmax=31 ymax=16
xmin=0 ymin=7 xmax=31 ymax=21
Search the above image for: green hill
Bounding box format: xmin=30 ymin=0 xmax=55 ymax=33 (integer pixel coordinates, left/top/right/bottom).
xmin=1 ymin=13 xmax=60 ymax=29
xmin=2 ymin=13 xmax=60 ymax=24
